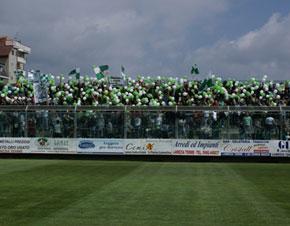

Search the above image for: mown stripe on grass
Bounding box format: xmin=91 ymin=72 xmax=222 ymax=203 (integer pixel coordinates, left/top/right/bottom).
xmin=26 ymin=162 xmax=290 ymax=226
xmin=0 ymin=160 xmax=140 ymax=226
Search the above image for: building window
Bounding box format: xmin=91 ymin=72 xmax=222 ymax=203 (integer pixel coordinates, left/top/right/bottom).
xmin=12 ymin=50 xmax=14 ymax=55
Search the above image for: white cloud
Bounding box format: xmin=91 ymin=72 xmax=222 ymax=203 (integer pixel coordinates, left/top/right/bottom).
xmin=189 ymin=13 xmax=290 ymax=80
xmin=0 ymin=0 xmax=229 ymax=77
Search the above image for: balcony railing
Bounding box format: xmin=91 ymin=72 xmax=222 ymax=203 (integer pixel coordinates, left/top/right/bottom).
xmin=0 ymin=106 xmax=289 ymax=140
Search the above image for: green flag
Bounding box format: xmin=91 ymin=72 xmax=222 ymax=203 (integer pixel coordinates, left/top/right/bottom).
xmin=191 ymin=64 xmax=200 ymax=75
xmin=40 ymin=73 xmax=50 ymax=83
xmin=93 ymin=65 xmax=109 ymax=80
xmin=69 ymin=68 xmax=80 ymax=80
xmin=199 ymin=79 xmax=208 ymax=91
xmin=121 ymin=65 xmax=126 ymax=80
xmin=199 ymin=73 xmax=213 ymax=91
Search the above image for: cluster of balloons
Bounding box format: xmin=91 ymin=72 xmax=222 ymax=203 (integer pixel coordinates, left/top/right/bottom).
xmin=0 ymin=73 xmax=289 ymax=106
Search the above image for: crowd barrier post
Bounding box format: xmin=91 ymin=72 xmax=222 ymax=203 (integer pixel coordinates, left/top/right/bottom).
xmin=74 ymin=106 xmax=77 ymax=138
xmin=24 ymin=105 xmax=28 ymax=137
xmin=124 ymin=106 xmax=127 ymax=139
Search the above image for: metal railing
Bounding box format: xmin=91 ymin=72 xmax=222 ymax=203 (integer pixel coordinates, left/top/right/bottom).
xmin=0 ymin=105 xmax=289 ymax=140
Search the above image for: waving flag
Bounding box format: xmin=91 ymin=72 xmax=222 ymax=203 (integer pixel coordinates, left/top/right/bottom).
xmin=121 ymin=65 xmax=127 ymax=80
xmin=93 ymin=65 xmax=109 ymax=80
xmin=69 ymin=68 xmax=80 ymax=80
xmin=199 ymin=72 xmax=214 ymax=91
xmin=191 ymin=64 xmax=200 ymax=75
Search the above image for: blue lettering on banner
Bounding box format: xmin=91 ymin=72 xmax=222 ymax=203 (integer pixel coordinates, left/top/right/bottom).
xmin=222 ymin=152 xmax=272 ymax=157
xmin=221 ymin=152 xmax=234 ymax=156
xmin=279 ymin=141 xmax=290 ymax=150
xmin=261 ymin=153 xmax=271 ymax=157
xmin=78 ymin=140 xmax=95 ymax=149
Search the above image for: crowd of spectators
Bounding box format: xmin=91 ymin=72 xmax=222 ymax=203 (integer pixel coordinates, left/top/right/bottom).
xmin=0 ymin=74 xmax=290 ymax=106
xmin=1 ymin=109 xmax=289 ymax=140
xmin=1 ymin=74 xmax=289 ymax=140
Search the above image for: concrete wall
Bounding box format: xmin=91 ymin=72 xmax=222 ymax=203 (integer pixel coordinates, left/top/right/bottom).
xmin=7 ymin=50 xmax=17 ymax=83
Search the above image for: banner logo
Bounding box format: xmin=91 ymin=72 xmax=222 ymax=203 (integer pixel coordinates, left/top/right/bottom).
xmin=78 ymin=140 xmax=95 ymax=149
xmin=278 ymin=141 xmax=290 ymax=150
xmin=146 ymin=143 xmax=154 ymax=151
xmin=36 ymin=138 xmax=49 ymax=147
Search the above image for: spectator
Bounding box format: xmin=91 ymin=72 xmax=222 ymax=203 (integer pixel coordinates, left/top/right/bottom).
xmin=265 ymin=114 xmax=276 ymax=140
xmin=53 ymin=119 xmax=62 ymax=137
xmin=242 ymin=112 xmax=252 ymax=140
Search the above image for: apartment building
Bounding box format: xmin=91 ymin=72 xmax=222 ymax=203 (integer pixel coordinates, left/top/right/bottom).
xmin=0 ymin=36 xmax=31 ymax=84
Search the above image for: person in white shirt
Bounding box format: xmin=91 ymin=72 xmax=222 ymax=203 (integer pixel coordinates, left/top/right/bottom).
xmin=265 ymin=115 xmax=276 ymax=140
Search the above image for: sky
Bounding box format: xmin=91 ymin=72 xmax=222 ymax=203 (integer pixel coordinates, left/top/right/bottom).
xmin=1 ymin=0 xmax=290 ymax=80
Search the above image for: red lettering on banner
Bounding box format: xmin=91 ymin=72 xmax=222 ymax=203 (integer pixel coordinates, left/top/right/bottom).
xmin=10 ymin=150 xmax=22 ymax=153
xmin=254 ymin=149 xmax=269 ymax=153
xmin=173 ymin=150 xmax=185 ymax=154
xmin=223 ymin=144 xmax=252 ymax=152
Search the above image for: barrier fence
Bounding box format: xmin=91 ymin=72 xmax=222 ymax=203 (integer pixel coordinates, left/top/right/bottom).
xmin=0 ymin=106 xmax=289 ymax=141
xmin=1 ymin=138 xmax=289 ymax=157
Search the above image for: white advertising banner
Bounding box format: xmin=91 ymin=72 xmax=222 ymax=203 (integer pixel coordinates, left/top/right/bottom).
xmin=0 ymin=138 xmax=31 ymax=153
xmin=30 ymin=138 xmax=76 ymax=154
xmin=124 ymin=139 xmax=172 ymax=155
xmin=271 ymin=140 xmax=290 ymax=157
xmin=77 ymin=139 xmax=124 ymax=154
xmin=172 ymin=140 xmax=220 ymax=156
xmin=220 ymin=140 xmax=272 ymax=156
xmin=1 ymin=137 xmax=289 ymax=157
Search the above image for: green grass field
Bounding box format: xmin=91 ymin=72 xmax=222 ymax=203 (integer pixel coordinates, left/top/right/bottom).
xmin=1 ymin=159 xmax=290 ymax=226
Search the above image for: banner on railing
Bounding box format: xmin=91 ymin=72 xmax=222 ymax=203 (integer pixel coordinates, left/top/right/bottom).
xmin=220 ymin=140 xmax=272 ymax=156
xmin=0 ymin=138 xmax=31 ymax=153
xmin=30 ymin=138 xmax=76 ymax=154
xmin=77 ymin=139 xmax=124 ymax=154
xmin=172 ymin=140 xmax=221 ymax=156
xmin=1 ymin=137 xmax=290 ymax=157
xmin=124 ymin=139 xmax=172 ymax=155
xmin=271 ymin=141 xmax=290 ymax=157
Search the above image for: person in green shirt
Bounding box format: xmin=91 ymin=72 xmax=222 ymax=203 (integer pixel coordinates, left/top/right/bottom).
xmin=242 ymin=112 xmax=252 ymax=140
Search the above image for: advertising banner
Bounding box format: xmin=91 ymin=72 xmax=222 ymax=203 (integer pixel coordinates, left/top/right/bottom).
xmin=220 ymin=140 xmax=272 ymax=156
xmin=1 ymin=137 xmax=287 ymax=157
xmin=172 ymin=140 xmax=220 ymax=156
xmin=0 ymin=138 xmax=31 ymax=153
xmin=124 ymin=139 xmax=172 ymax=155
xmin=77 ymin=139 xmax=124 ymax=154
xmin=271 ymin=141 xmax=290 ymax=157
xmin=30 ymin=138 xmax=76 ymax=154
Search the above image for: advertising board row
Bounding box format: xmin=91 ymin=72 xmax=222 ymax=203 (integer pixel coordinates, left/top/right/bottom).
xmin=1 ymin=138 xmax=290 ymax=157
